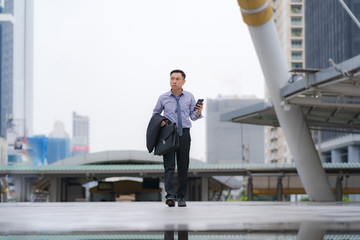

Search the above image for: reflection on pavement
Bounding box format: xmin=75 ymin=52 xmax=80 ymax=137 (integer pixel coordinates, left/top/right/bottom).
xmin=1 ymin=202 xmax=360 ymax=239
xmin=164 ymin=231 xmax=188 ymax=240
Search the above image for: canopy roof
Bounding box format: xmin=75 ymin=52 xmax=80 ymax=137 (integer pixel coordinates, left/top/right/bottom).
xmin=221 ymin=55 xmax=360 ymax=133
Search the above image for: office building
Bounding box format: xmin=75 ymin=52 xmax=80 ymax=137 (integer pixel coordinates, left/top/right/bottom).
xmin=272 ymin=0 xmax=306 ymax=70
xmin=47 ymin=138 xmax=70 ymax=165
xmin=49 ymin=121 xmax=69 ymax=139
xmin=0 ymin=0 xmax=15 ymax=138
xmin=206 ymin=96 xmax=265 ymax=164
xmin=0 ymin=0 xmax=33 ymax=141
xmin=48 ymin=121 xmax=70 ymax=164
xmin=305 ymin=0 xmax=360 ymax=69
xmin=305 ymin=0 xmax=360 ymax=166
xmin=264 ymin=0 xmax=306 ymax=164
xmin=72 ymin=112 xmax=89 ymax=156
xmin=0 ymin=0 xmax=33 ymax=166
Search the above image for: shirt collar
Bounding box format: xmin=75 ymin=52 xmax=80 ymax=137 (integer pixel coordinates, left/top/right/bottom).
xmin=168 ymin=89 xmax=185 ymax=97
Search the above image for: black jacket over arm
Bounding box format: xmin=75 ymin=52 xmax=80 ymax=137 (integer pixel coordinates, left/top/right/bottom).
xmin=146 ymin=113 xmax=168 ymax=153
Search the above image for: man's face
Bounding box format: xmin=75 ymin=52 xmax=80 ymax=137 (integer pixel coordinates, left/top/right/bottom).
xmin=170 ymin=72 xmax=185 ymax=91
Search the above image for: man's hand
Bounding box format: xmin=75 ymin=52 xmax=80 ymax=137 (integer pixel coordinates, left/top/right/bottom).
xmin=160 ymin=120 xmax=168 ymax=127
xmin=195 ymin=102 xmax=204 ymax=117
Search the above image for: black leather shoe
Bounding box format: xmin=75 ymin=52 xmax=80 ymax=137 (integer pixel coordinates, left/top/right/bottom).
xmin=178 ymin=198 xmax=186 ymax=207
xmin=166 ymin=196 xmax=175 ymax=207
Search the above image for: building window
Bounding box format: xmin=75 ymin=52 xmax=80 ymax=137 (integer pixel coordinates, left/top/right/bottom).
xmin=291 ymin=17 xmax=302 ymax=25
xmin=291 ymin=28 xmax=302 ymax=37
xmin=291 ymin=5 xmax=302 ymax=14
xmin=322 ymin=152 xmax=331 ymax=163
xmin=340 ymin=148 xmax=348 ymax=163
xmin=291 ymin=40 xmax=302 ymax=48
xmin=291 ymin=51 xmax=302 ymax=60
xmin=291 ymin=63 xmax=303 ymax=69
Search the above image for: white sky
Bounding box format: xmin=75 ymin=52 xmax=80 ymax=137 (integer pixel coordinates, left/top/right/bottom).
xmin=33 ymin=0 xmax=265 ymax=161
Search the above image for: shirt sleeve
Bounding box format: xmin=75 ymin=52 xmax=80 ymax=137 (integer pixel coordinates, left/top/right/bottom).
xmin=190 ymin=95 xmax=203 ymax=121
xmin=153 ymin=96 xmax=163 ymax=115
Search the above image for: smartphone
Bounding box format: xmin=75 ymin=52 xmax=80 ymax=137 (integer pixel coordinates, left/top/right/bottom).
xmin=194 ymin=99 xmax=204 ymax=110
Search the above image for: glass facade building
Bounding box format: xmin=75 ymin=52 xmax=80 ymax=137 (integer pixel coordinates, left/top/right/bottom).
xmin=0 ymin=0 xmax=14 ymax=138
xmin=0 ymin=0 xmax=34 ymax=143
xmin=305 ymin=0 xmax=360 ymax=69
xmin=47 ymin=138 xmax=70 ymax=165
xmin=0 ymin=0 xmax=34 ymax=165
xmin=305 ymin=0 xmax=360 ymax=171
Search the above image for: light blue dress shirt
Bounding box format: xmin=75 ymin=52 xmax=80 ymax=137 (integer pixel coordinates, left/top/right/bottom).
xmin=153 ymin=90 xmax=203 ymax=129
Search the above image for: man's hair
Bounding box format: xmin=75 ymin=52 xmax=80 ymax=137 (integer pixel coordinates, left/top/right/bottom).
xmin=170 ymin=69 xmax=186 ymax=79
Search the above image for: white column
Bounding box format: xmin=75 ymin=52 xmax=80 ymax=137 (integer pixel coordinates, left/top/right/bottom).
xmin=201 ymin=177 xmax=209 ymax=201
xmin=49 ymin=177 xmax=60 ymax=202
xmin=238 ymin=0 xmax=335 ymax=201
xmin=297 ymin=222 xmax=326 ymax=240
xmin=12 ymin=177 xmax=23 ymax=202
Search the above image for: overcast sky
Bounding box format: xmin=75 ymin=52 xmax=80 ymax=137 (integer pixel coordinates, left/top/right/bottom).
xmin=33 ymin=0 xmax=265 ymax=161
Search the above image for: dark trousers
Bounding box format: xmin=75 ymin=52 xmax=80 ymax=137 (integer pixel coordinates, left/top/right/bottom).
xmin=163 ymin=128 xmax=191 ymax=199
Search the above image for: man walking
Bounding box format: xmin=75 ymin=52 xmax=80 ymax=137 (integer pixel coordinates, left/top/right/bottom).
xmin=153 ymin=69 xmax=203 ymax=207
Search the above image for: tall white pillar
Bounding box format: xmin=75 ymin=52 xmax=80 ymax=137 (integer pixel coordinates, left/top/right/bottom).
xmin=237 ymin=0 xmax=335 ymax=201
xmin=297 ymin=222 xmax=326 ymax=240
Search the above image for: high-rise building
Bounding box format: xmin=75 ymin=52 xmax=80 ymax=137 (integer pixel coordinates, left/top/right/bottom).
xmin=1 ymin=0 xmax=33 ymax=140
xmin=13 ymin=0 xmax=34 ymax=138
xmin=49 ymin=121 xmax=69 ymax=139
xmin=272 ymin=0 xmax=306 ymax=70
xmin=305 ymin=0 xmax=360 ymax=166
xmin=0 ymin=0 xmax=33 ymax=166
xmin=72 ymin=112 xmax=89 ymax=156
xmin=206 ymin=96 xmax=265 ymax=164
xmin=264 ymin=0 xmax=306 ymax=164
xmin=0 ymin=0 xmax=15 ymax=138
xmin=305 ymin=0 xmax=360 ymax=69
xmin=48 ymin=121 xmax=70 ymax=164
xmin=47 ymin=138 xmax=70 ymax=165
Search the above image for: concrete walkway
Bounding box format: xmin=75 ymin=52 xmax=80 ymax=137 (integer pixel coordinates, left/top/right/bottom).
xmin=0 ymin=201 xmax=360 ymax=234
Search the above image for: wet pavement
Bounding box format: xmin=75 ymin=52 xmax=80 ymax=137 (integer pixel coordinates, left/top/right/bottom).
xmin=0 ymin=201 xmax=360 ymax=238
